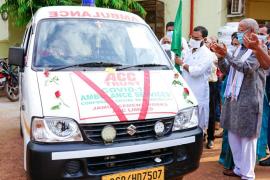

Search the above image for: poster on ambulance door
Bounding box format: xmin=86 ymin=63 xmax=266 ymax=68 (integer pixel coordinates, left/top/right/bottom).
xmin=71 ymin=71 xmax=178 ymax=122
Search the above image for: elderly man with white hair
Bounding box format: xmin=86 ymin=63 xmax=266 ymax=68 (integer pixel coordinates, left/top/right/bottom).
xmin=211 ymin=18 xmax=266 ymax=180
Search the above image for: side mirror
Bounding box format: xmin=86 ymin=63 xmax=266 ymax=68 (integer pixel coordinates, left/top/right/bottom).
xmin=8 ymin=47 xmax=24 ymax=68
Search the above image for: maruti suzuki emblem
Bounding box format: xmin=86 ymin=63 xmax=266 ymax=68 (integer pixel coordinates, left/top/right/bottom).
xmin=127 ymin=124 xmax=137 ymax=136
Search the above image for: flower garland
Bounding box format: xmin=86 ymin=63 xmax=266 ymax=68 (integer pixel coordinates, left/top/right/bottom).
xmin=44 ymin=69 xmax=59 ymax=86
xmin=172 ymin=73 xmax=194 ymax=105
xmin=182 ymin=87 xmax=194 ymax=105
xmin=44 ymin=69 xmax=69 ymax=110
xmin=172 ymin=73 xmax=183 ymax=86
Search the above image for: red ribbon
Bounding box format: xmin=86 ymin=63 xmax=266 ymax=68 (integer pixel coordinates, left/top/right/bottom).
xmin=138 ymin=70 xmax=150 ymax=120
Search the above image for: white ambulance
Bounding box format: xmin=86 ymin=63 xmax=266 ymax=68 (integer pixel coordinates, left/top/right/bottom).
xmin=9 ymin=6 xmax=203 ymax=180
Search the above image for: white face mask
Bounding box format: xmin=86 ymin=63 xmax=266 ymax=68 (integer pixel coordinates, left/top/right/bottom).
xmin=161 ymin=44 xmax=171 ymax=51
xmin=228 ymin=45 xmax=238 ymax=54
xmin=166 ymin=31 xmax=173 ymax=40
xmin=189 ymin=38 xmax=202 ymax=49
xmin=257 ymin=35 xmax=267 ymax=43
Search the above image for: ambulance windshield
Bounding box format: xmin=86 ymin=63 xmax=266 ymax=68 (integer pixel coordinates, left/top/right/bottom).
xmin=34 ymin=19 xmax=171 ymax=69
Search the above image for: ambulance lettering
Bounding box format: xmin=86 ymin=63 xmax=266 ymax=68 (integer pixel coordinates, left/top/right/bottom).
xmin=82 ymin=11 xmax=91 ymax=17
xmin=70 ymin=11 xmax=81 ymax=17
xmin=105 ymin=72 xmax=139 ymax=86
xmin=105 ymin=72 xmax=136 ymax=81
xmin=48 ymin=11 xmax=139 ymax=22
xmin=59 ymin=11 xmax=69 ymax=17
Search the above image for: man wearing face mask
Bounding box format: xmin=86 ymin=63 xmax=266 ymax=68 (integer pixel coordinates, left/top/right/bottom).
xmin=211 ymin=18 xmax=266 ymax=180
xmin=228 ymin=32 xmax=240 ymax=55
xmin=162 ymin=21 xmax=189 ymax=72
xmin=160 ymin=22 xmax=175 ymax=44
xmin=178 ymin=26 xmax=212 ymax=133
xmin=244 ymin=31 xmax=270 ymax=167
xmin=258 ymin=26 xmax=270 ymax=56
xmin=165 ymin=21 xmax=174 ymax=40
xmin=161 ymin=36 xmax=174 ymax=60
xmin=266 ymin=26 xmax=270 ymax=52
xmin=258 ymin=26 xmax=268 ymax=44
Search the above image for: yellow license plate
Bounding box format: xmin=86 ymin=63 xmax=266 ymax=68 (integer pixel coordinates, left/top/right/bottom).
xmin=102 ymin=166 xmax=164 ymax=180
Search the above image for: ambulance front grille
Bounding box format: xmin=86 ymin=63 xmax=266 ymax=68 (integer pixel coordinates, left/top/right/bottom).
xmin=87 ymin=148 xmax=174 ymax=174
xmin=80 ymin=117 xmax=174 ymax=144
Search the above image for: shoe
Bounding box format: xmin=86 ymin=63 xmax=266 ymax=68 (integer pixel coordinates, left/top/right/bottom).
xmin=215 ymin=130 xmax=224 ymax=138
xmin=223 ymin=169 xmax=241 ymax=177
xmin=259 ymin=157 xmax=270 ymax=166
xmin=206 ymin=140 xmax=214 ymax=149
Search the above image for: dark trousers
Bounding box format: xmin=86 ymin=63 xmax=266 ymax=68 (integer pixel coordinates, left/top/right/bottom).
xmin=215 ymin=81 xmax=222 ymax=122
xmin=268 ymin=114 xmax=270 ymax=147
xmin=266 ymin=76 xmax=270 ymax=148
xmin=207 ymin=82 xmax=220 ymax=141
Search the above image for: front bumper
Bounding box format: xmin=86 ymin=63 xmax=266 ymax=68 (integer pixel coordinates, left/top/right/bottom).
xmin=27 ymin=127 xmax=203 ymax=180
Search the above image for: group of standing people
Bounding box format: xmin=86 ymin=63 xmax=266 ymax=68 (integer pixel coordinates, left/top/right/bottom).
xmin=161 ymin=18 xmax=270 ymax=180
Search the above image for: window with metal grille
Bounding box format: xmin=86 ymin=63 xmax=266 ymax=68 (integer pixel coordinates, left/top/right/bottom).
xmin=231 ymin=0 xmax=242 ymax=14
xmin=227 ymin=0 xmax=244 ymax=17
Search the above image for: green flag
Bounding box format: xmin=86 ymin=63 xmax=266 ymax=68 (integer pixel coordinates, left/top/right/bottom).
xmin=171 ymin=0 xmax=182 ymax=73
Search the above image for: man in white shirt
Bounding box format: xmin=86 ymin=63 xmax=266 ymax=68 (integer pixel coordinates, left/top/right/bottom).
xmin=205 ymin=36 xmax=219 ymax=149
xmin=178 ymin=26 xmax=212 ymax=133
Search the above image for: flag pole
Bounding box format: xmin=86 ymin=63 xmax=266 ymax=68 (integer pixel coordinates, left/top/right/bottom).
xmin=171 ymin=0 xmax=183 ymax=73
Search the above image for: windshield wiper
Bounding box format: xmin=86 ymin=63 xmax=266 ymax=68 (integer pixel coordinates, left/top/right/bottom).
xmin=50 ymin=62 xmax=123 ymax=71
xmin=116 ymin=64 xmax=170 ymax=71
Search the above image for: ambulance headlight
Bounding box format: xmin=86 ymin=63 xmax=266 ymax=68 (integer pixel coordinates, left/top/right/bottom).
xmin=172 ymin=107 xmax=198 ymax=131
xmin=31 ymin=117 xmax=83 ymax=143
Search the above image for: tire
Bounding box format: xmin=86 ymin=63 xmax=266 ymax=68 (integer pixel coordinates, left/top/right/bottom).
xmin=4 ymin=82 xmax=19 ymax=102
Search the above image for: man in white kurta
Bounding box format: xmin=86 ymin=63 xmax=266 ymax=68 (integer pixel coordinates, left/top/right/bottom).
xmin=180 ymin=26 xmax=212 ymax=132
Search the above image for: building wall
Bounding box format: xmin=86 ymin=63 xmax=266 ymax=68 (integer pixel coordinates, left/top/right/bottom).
xmin=0 ymin=0 xmax=25 ymax=58
xmin=246 ymin=0 xmax=270 ymax=21
xmin=0 ymin=0 xmax=9 ymax=58
xmin=162 ymin=0 xmax=191 ymax=38
xmin=162 ymin=0 xmax=227 ymax=38
xmin=228 ymin=0 xmax=270 ymax=24
xmin=194 ymin=0 xmax=227 ymax=37
xmin=1 ymin=0 xmax=228 ymax=58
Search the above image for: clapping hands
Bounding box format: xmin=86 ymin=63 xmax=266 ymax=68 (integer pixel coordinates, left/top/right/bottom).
xmin=243 ymin=33 xmax=261 ymax=51
xmin=210 ymin=43 xmax=227 ymax=59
